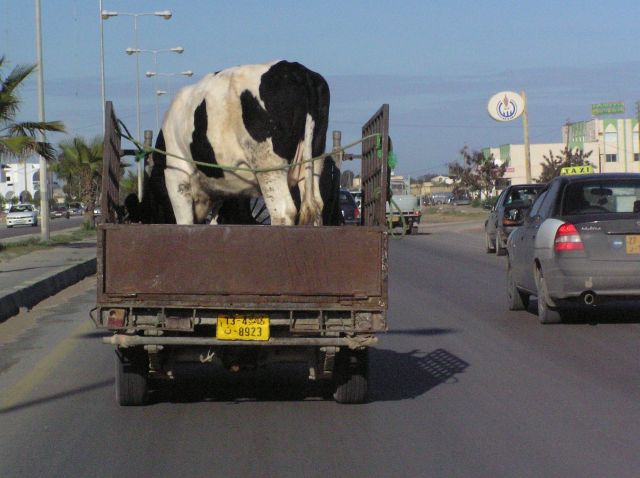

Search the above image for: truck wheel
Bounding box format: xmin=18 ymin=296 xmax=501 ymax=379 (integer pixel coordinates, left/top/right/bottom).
xmin=333 ymin=348 xmax=369 ymax=404
xmin=115 ymin=347 xmax=149 ymax=406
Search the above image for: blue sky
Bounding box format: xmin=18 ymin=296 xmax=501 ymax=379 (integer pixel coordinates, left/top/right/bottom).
xmin=3 ymin=0 xmax=640 ymax=175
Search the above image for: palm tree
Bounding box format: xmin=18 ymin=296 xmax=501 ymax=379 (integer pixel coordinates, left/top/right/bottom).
xmin=0 ymin=56 xmax=65 ymax=161
xmin=52 ymin=136 xmax=103 ymax=226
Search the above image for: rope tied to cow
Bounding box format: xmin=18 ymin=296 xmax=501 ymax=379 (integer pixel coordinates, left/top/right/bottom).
xmin=116 ymin=118 xmax=414 ymax=236
xmin=116 ymin=118 xmax=387 ymax=174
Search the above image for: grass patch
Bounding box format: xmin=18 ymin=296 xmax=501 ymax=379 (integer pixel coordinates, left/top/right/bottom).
xmin=0 ymin=227 xmax=96 ymax=262
xmin=422 ymin=205 xmax=489 ymax=223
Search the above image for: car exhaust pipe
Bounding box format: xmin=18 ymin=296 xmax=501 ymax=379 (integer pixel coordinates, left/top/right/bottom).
xmin=583 ymin=292 xmax=596 ymax=306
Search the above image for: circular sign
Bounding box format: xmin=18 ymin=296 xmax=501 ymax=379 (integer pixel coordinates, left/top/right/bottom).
xmin=487 ymin=91 xmax=524 ymax=122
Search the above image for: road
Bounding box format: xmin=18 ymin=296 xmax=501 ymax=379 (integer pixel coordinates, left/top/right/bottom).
xmin=0 ymin=216 xmax=85 ymax=240
xmin=1 ymin=224 xmax=639 ymax=477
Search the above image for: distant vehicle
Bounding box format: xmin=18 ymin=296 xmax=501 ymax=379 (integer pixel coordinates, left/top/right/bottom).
xmin=485 ymin=184 xmax=544 ymax=255
xmin=51 ymin=205 xmax=70 ymax=219
xmin=451 ymin=194 xmax=471 ymax=206
xmin=507 ymin=173 xmax=640 ymax=323
xmin=6 ymin=203 xmax=38 ymax=228
xmin=339 ymin=189 xmax=360 ymax=225
xmin=429 ymin=192 xmax=453 ymax=205
xmin=386 ymin=177 xmax=421 ymax=233
xmin=349 ymin=190 xmax=363 ymax=211
xmin=68 ymin=202 xmax=83 ymax=216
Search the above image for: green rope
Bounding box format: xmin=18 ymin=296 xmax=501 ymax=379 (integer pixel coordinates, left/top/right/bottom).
xmin=116 ymin=119 xmax=380 ymax=175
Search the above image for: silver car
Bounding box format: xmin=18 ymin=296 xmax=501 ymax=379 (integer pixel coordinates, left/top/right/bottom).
xmin=6 ymin=203 xmax=38 ymax=228
xmin=506 ymin=173 xmax=640 ymax=323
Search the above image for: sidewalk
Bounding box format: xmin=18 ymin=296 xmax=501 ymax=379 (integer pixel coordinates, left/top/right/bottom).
xmin=0 ymin=229 xmax=97 ymax=323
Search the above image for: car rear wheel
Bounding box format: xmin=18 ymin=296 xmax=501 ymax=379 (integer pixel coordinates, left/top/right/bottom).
xmin=495 ymin=232 xmax=506 ymax=256
xmin=507 ymin=263 xmax=529 ymax=310
xmin=536 ymin=275 xmax=562 ymax=324
xmin=485 ymin=232 xmax=496 ymax=253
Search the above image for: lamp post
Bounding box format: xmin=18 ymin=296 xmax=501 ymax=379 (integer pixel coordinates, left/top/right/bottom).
xmin=145 ymin=70 xmax=194 ymax=130
xmin=101 ymin=9 xmax=172 ymax=199
xmin=125 ymin=47 xmax=185 ymax=130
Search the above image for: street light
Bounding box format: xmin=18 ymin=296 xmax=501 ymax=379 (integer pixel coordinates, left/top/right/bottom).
xmin=145 ymin=70 xmax=194 ymax=130
xmin=126 ymin=47 xmax=184 ymax=130
xmin=101 ymin=9 xmax=172 ymax=199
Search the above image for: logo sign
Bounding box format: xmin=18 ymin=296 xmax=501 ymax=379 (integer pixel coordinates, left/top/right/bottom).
xmin=591 ymin=102 xmax=624 ymax=116
xmin=560 ymin=165 xmax=593 ymax=176
xmin=488 ymin=91 xmax=525 ymax=122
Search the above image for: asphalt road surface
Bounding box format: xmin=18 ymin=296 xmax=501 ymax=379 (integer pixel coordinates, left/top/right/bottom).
xmin=1 ymin=224 xmax=639 ymax=477
xmin=0 ymin=216 xmax=85 ymax=240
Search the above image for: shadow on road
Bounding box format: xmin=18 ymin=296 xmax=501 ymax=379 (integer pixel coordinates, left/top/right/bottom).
xmin=152 ymin=347 xmax=470 ymax=404
xmin=527 ymin=299 xmax=640 ymax=325
xmin=0 ymin=379 xmax=114 ymax=415
xmin=386 ymin=327 xmax=460 ymax=336
xmin=370 ymin=348 xmax=469 ymax=401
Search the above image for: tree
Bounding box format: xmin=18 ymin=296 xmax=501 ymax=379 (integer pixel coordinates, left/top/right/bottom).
xmin=538 ymin=147 xmax=595 ymax=183
xmin=448 ymin=146 xmax=506 ymax=199
xmin=119 ymin=170 xmax=138 ymax=201
xmin=0 ymin=56 xmax=65 ymax=161
xmin=52 ymin=136 xmax=103 ymax=226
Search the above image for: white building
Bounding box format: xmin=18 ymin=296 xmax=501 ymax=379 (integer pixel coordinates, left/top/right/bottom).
xmin=0 ymin=156 xmax=40 ymax=202
xmin=0 ymin=155 xmax=65 ymax=204
xmin=483 ymin=117 xmax=640 ymax=187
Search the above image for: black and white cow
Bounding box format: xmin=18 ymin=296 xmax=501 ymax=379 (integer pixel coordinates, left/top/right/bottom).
xmin=143 ymin=60 xmax=337 ymax=226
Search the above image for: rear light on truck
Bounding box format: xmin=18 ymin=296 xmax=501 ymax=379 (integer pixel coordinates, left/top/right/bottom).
xmin=354 ymin=207 xmax=360 ymax=219
xmin=107 ymin=308 xmax=127 ymax=328
xmin=554 ymin=223 xmax=584 ymax=251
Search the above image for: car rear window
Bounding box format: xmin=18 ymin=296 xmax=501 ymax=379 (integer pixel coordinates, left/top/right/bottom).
xmin=562 ymin=179 xmax=640 ymax=215
xmin=505 ymin=187 xmax=541 ymax=205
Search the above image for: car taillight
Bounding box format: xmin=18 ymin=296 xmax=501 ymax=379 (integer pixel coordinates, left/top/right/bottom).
xmin=554 ymin=223 xmax=584 ymax=251
xmin=354 ymin=207 xmax=360 ymax=219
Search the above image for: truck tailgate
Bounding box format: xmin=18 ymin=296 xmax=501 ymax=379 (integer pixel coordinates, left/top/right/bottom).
xmin=98 ymin=224 xmax=387 ymax=307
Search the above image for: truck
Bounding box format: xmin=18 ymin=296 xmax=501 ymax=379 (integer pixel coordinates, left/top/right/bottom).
xmin=91 ymin=102 xmax=391 ymax=405
xmin=386 ymin=176 xmax=421 ymax=233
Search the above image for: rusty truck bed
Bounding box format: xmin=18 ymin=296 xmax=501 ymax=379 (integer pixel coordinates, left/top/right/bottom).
xmin=97 ymin=223 xmax=388 ymax=309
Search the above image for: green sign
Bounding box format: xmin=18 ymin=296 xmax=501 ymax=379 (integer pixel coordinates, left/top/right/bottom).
xmin=591 ymin=102 xmax=625 ymax=115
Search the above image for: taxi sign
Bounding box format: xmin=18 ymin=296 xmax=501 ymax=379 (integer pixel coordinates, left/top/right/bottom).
xmin=560 ymin=165 xmax=593 ymax=176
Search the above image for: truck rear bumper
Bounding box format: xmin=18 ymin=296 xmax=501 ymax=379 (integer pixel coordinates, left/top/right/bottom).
xmin=103 ymin=334 xmax=378 ymax=349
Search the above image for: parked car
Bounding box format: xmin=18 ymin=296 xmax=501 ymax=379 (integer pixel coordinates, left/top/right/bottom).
xmin=485 ymin=184 xmax=544 ymax=255
xmin=506 ymin=173 xmax=640 ymax=323
xmin=50 ymin=205 xmax=70 ymax=219
xmin=6 ymin=203 xmax=38 ymax=228
xmin=339 ymin=189 xmax=360 ymax=225
xmin=451 ymin=194 xmax=471 ymax=206
xmin=350 ymin=190 xmax=363 ymax=212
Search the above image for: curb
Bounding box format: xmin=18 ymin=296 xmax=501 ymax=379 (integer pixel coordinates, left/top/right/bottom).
xmin=0 ymin=258 xmax=97 ymax=324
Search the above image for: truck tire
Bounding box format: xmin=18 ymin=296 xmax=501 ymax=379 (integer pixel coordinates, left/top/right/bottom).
xmin=333 ymin=348 xmax=369 ymax=404
xmin=115 ymin=347 xmax=149 ymax=406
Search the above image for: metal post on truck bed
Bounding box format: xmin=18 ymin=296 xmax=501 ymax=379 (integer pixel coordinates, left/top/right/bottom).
xmin=361 ymin=104 xmax=390 ymax=227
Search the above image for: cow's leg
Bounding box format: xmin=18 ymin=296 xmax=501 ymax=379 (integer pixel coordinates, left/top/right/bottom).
xmin=256 ymin=170 xmax=297 ymax=225
xmin=164 ymin=166 xmax=195 ymax=224
xmin=298 ymin=114 xmax=323 ymax=225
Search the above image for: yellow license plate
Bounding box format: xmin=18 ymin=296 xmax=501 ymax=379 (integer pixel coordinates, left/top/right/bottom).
xmin=626 ymin=235 xmax=640 ymax=254
xmin=216 ymin=315 xmax=270 ymax=341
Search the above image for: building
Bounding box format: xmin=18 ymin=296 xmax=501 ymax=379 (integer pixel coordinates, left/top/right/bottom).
xmin=0 ymin=156 xmax=40 ymax=202
xmin=0 ymin=155 xmax=65 ymax=205
xmin=483 ymin=117 xmax=640 ymax=187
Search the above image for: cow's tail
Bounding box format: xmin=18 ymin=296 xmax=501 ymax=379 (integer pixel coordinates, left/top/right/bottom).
xmin=298 ymin=113 xmax=323 ymax=225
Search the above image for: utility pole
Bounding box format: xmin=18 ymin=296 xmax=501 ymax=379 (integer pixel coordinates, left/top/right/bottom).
xmin=636 ymin=101 xmax=640 ymax=172
xmin=35 ymin=0 xmax=49 ymax=241
xmin=521 ymin=90 xmax=531 ymax=183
